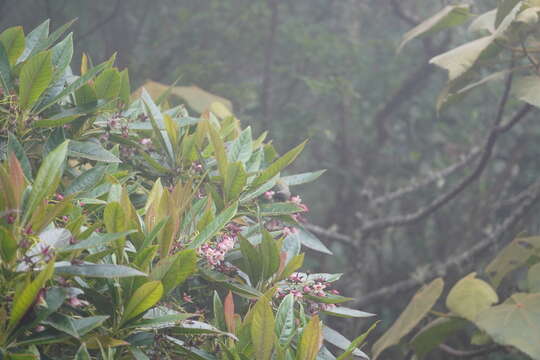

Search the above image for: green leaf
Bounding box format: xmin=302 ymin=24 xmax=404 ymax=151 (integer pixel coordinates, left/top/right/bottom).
xmin=322 ymin=306 xmax=375 ymax=318
xmin=95 ymin=68 xmax=121 ymax=100
xmin=324 ymin=326 xmax=369 ymax=360
xmin=61 ymin=231 xmax=136 ymax=252
xmin=485 ymin=236 xmax=540 ymax=288
xmin=119 ymin=69 xmax=131 ymax=105
xmin=275 ymin=294 xmax=295 ymax=346
xmin=297 ymin=315 xmax=322 ymax=360
xmin=65 ymin=165 xmax=106 ymax=195
xmin=0 ymin=227 xmax=17 ymax=263
xmin=42 ymin=313 xmax=79 ymax=338
xmin=19 ymin=50 xmax=53 ymax=109
xmin=224 ymin=161 xmax=247 ymax=202
xmin=469 ymin=9 xmax=497 ymax=34
xmin=259 ymin=202 xmax=304 ymax=216
xmin=261 ymin=229 xmax=280 ymax=281
xmin=495 ymin=0 xmax=522 ymax=27
xmin=528 ymin=263 xmax=540 ymax=292
xmin=51 ymin=32 xmax=73 ymax=76
xmin=69 ymin=140 xmax=121 ymax=163
xmin=7 ymin=133 xmax=32 ymax=180
xmin=149 ymin=249 xmax=197 ymax=295
xmin=74 ymin=344 xmax=90 ymax=360
xmin=476 ymin=293 xmax=540 ymax=359
xmin=281 ymin=170 xmax=326 ymax=187
xmin=0 ymin=43 xmax=12 ymax=91
xmin=513 ymin=75 xmax=540 ymax=108
xmin=446 ymin=272 xmax=498 ymax=322
xmin=23 ymin=140 xmax=68 ymax=224
xmin=8 ymin=259 xmax=55 ymax=331
xmin=0 ymin=26 xmax=25 ymax=65
xmin=36 ymin=61 xmax=109 ymax=113
xmin=121 ymin=281 xmax=164 ymax=325
xmin=55 ymin=264 xmax=146 ymax=278
xmin=251 ymin=296 xmax=275 ymax=360
xmin=372 ymin=278 xmax=444 ymax=360
xmin=398 ymin=5 xmax=470 ymax=52
xmin=19 ymin=20 xmax=49 ymax=62
xmin=410 ymin=317 xmax=467 ymax=360
xmin=229 ymin=126 xmax=253 ymax=163
xmin=188 ymin=202 xmax=238 ymax=249
xmin=294 ymin=227 xmax=332 ymax=255
xmin=208 ymin=122 xmax=229 ymax=179
xmin=33 ymin=108 xmax=85 ymax=128
xmin=251 ymin=141 xmax=306 ymax=189
xmin=126 ymin=313 xmax=195 ymax=330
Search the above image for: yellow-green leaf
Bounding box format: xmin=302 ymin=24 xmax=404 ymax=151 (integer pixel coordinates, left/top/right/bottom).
xmin=121 ymin=281 xmax=164 ymax=326
xmin=251 ymin=295 xmax=275 ymax=360
xmin=446 ymin=272 xmax=498 ymax=322
xmin=0 ymin=26 xmax=25 ymax=65
xmin=19 ymin=50 xmax=53 ymax=109
xmin=297 ymin=315 xmax=322 ymax=360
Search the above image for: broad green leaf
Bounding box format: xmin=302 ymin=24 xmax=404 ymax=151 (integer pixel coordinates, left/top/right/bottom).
xmin=275 ymin=294 xmax=296 ymax=346
xmin=121 ymin=281 xmax=164 ymax=325
xmin=166 ymin=335 xmax=218 ymax=360
xmin=171 ymin=320 xmax=235 ymax=338
xmin=527 ymin=263 xmax=540 ymax=292
xmin=0 ymin=26 xmax=25 ymax=65
xmin=8 ymin=259 xmax=55 ymax=331
xmin=55 ymin=264 xmax=146 ymax=278
xmin=42 ymin=313 xmax=79 ymax=338
xmin=119 ymin=68 xmax=131 ymax=105
xmin=513 ymin=75 xmax=540 ymax=108
xmin=372 ymin=278 xmax=444 ymax=360
xmin=398 ymin=5 xmax=471 ymax=52
xmin=476 ymin=293 xmax=540 ymax=359
xmin=281 ymin=170 xmax=326 ymax=187
xmin=95 ymin=68 xmax=121 ymax=100
xmin=51 ymin=32 xmax=73 ymax=76
xmin=23 ymin=140 xmax=68 ymax=224
xmin=261 ymin=229 xmax=280 ymax=281
xmin=65 ymin=165 xmax=106 ymax=195
xmin=297 ymin=315 xmax=322 ymax=360
xmin=19 ymin=50 xmax=53 ymax=109
xmin=446 ymin=272 xmax=498 ymax=322
xmin=485 ymin=236 xmax=540 ymax=288
xmin=251 ymin=296 xmax=275 ymax=360
xmin=410 ymin=317 xmax=467 ymax=359
xmin=127 ymin=313 xmax=195 ymax=330
xmin=19 ymin=19 xmax=49 ymax=62
xmin=251 ymin=141 xmax=306 ymax=189
xmin=69 ymin=140 xmax=121 ymax=163
xmin=225 ymin=161 xmax=247 ymax=202
xmin=294 ymin=227 xmax=332 ymax=255
xmin=61 ymin=231 xmax=136 ymax=252
xmin=229 ymin=126 xmax=253 ymax=163
xmin=469 ymin=9 xmax=497 ymax=34
xmin=188 ymin=202 xmax=237 ymax=249
xmin=208 ymin=122 xmax=229 ymax=179
xmin=199 ymin=268 xmax=263 ymax=298
xmin=149 ymin=249 xmax=197 ymax=295
xmin=213 ymin=291 xmax=227 ymax=331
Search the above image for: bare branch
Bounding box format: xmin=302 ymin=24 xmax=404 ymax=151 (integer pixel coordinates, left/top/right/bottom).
xmin=354 ymin=179 xmax=540 ymax=306
xmin=361 ymin=104 xmax=532 ymax=234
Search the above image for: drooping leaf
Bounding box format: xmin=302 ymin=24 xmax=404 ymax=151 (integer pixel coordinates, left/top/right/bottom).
xmin=513 ymin=75 xmax=540 ymax=108
xmin=446 ymin=272 xmax=498 ymax=322
xmin=372 ymin=278 xmax=444 ymax=359
xmin=322 ymin=306 xmax=375 ymax=318
xmin=19 ymin=50 xmax=53 ymax=109
xmin=281 ymin=170 xmax=326 ymax=187
xmin=398 ymin=5 xmax=471 ymax=52
xmin=55 ymin=264 xmax=146 ymax=278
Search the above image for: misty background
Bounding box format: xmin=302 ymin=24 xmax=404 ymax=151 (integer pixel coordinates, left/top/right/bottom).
xmin=2 ymin=0 xmax=539 ymax=355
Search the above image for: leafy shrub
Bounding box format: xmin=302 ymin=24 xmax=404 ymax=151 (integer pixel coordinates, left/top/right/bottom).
xmin=0 ymin=20 xmax=375 ymax=359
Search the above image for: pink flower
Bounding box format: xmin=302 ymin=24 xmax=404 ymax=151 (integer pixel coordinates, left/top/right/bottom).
xmin=55 ymin=193 xmax=64 ymax=201
xmin=68 ymin=296 xmax=89 ymax=308
xmin=183 ymin=293 xmax=193 ymax=303
xmin=264 ymin=191 xmax=275 ymax=200
xmin=290 ymin=289 xmax=303 ymax=299
xmin=282 ymin=227 xmax=298 ymax=236
xmin=140 ymin=138 xmax=152 ymax=145
xmin=35 ymin=325 xmax=46 ymax=332
xmin=290 ymin=195 xmax=302 ymax=204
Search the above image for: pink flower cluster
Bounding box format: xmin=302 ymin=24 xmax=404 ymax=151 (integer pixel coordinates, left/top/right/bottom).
xmin=276 ymin=273 xmax=340 ymax=314
xmin=197 ymin=234 xmax=235 ymax=268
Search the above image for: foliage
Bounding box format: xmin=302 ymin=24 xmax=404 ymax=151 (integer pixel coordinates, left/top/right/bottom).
xmin=0 ymin=21 xmax=375 ymax=359
xmin=372 ymin=2 xmax=540 ymax=359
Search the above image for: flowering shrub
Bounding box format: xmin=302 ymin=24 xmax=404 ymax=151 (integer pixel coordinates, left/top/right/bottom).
xmin=0 ymin=20 xmax=375 ymax=359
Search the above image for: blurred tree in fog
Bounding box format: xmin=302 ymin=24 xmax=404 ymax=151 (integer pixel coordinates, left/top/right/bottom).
xmin=4 ymin=1 xmax=540 ymax=358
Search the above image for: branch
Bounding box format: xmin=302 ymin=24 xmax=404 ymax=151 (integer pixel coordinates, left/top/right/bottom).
xmin=438 ymin=344 xmax=501 ymax=358
xmin=361 ymin=103 xmax=532 ymax=233
xmin=370 ymin=145 xmax=482 ymax=207
xmin=354 ymin=179 xmax=540 ymax=306
xmin=389 ymin=0 xmax=419 ymax=26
